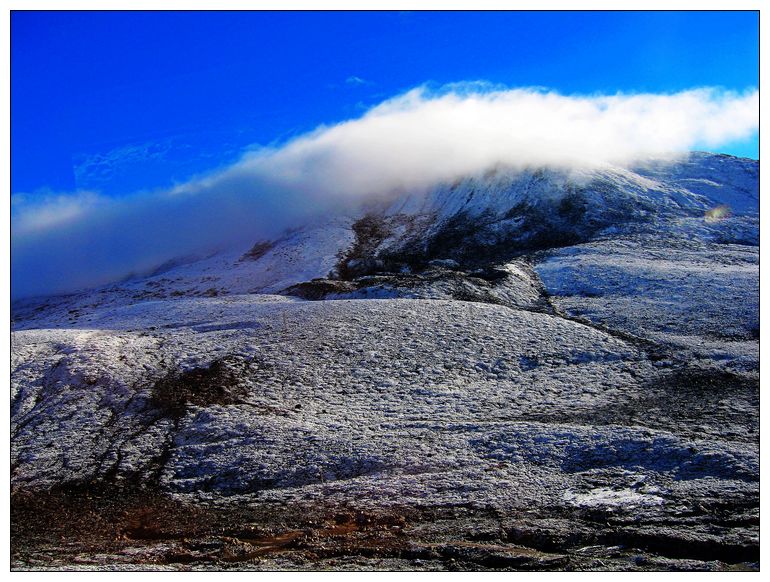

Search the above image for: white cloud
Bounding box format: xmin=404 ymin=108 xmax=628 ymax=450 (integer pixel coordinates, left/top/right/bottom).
xmin=234 ymin=85 xmax=757 ymax=200
xmin=12 ymin=190 xmax=104 ymax=236
xmin=11 ymin=84 xmax=758 ymax=298
xmin=345 ymin=75 xmax=371 ymax=86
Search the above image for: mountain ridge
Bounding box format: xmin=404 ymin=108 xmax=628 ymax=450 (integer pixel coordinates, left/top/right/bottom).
xmin=11 ymin=151 xmax=759 ymax=312
xmin=11 ymin=151 xmax=759 ymax=570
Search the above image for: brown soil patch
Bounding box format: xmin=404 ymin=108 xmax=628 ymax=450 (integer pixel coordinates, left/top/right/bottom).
xmin=150 ymin=357 xmax=252 ymax=416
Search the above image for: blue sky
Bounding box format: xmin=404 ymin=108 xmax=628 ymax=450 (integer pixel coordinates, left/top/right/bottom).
xmin=11 ymin=10 xmax=759 ymax=198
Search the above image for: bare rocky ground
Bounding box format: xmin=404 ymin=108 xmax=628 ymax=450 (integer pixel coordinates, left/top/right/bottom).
xmin=10 ymin=154 xmax=759 ymax=571
xmin=11 ymin=487 xmax=758 ymax=571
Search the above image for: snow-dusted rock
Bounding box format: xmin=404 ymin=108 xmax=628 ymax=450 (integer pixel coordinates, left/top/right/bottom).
xmin=11 ymin=152 xmax=758 ymax=570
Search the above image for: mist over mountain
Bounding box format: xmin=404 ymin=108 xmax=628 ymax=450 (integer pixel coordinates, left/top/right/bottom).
xmin=10 ymin=86 xmax=757 ymax=299
xmin=10 ymin=90 xmax=760 ymax=571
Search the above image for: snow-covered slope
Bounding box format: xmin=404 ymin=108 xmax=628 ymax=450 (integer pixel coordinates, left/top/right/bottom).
xmin=11 ymin=152 xmax=759 ymax=571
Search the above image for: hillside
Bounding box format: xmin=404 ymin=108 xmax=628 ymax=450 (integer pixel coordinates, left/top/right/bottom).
xmin=10 ymin=152 xmax=759 ymax=571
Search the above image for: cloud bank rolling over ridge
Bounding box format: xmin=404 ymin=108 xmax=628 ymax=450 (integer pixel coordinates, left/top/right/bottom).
xmin=11 ymin=85 xmax=758 ymax=299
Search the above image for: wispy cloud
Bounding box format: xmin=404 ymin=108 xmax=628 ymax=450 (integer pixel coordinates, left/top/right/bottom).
xmin=345 ymin=75 xmax=372 ymax=86
xmin=12 ymin=84 xmax=758 ymax=298
xmin=74 ymin=141 xmax=169 ymax=184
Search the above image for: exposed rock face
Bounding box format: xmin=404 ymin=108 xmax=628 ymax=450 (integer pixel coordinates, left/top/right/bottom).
xmin=11 ymin=153 xmax=759 ymax=571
